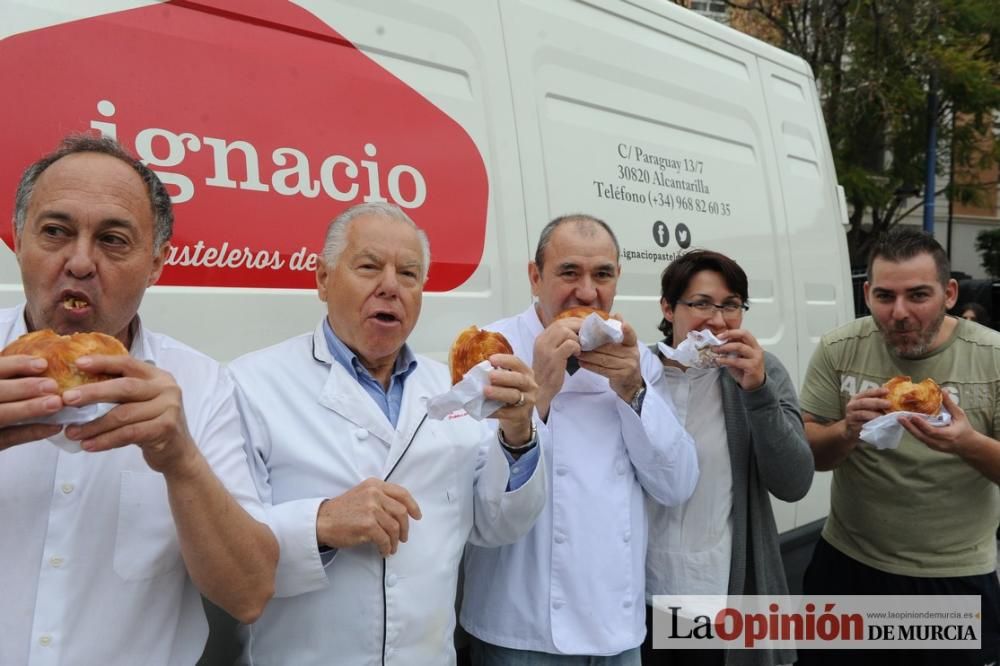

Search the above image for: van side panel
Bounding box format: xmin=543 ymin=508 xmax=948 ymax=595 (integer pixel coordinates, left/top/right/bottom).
xmin=498 ymin=0 xmax=798 ymax=369
xmin=757 ymin=58 xmax=853 ymax=529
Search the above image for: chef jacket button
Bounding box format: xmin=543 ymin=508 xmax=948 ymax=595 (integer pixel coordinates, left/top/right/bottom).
xmin=554 ymin=534 xmax=566 ymax=544
xmin=556 ymin=467 xmax=567 ymax=477
xmin=623 ymin=532 xmax=631 ymax=543
xmin=624 ymin=599 xmax=633 ymax=609
xmin=386 ymin=573 xmax=398 ymax=587
xmin=61 ymin=483 xmax=74 ymax=494
xmin=553 ymin=600 xmax=564 ymax=610
xmin=355 ymin=429 xmax=369 ymax=440
xmin=39 ymin=634 xmax=52 ymax=647
xmin=49 ymin=556 xmax=64 ymax=568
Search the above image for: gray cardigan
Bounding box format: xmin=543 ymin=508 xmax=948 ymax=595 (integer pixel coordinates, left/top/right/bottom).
xmin=653 ymin=346 xmax=814 ymax=666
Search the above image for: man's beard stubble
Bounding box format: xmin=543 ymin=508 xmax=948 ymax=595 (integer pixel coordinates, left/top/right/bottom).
xmin=876 ymin=309 xmax=947 ymax=359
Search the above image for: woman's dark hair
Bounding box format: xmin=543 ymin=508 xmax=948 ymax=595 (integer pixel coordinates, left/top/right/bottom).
xmin=959 ymin=302 xmax=992 ymax=328
xmin=658 ymin=249 xmax=749 ymax=338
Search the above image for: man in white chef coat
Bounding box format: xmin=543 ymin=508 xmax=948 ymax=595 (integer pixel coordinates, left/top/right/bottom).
xmin=230 ymin=201 xmax=547 ymax=666
xmin=0 ymin=134 xmax=277 ymax=666
xmin=460 ymin=213 xmax=698 ymax=664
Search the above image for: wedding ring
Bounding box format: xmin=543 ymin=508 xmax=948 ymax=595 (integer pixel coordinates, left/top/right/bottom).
xmin=512 ymin=392 xmax=525 ymax=408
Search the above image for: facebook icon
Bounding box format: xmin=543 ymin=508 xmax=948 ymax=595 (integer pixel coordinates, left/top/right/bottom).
xmin=653 ymin=221 xmax=670 ymax=248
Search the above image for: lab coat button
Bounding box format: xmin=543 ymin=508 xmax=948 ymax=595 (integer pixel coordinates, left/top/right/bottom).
xmin=554 ymin=534 xmax=566 ymax=544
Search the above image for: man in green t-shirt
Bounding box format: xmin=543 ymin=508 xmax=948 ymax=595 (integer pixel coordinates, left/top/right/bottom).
xmin=798 ymin=227 xmax=1000 ymax=666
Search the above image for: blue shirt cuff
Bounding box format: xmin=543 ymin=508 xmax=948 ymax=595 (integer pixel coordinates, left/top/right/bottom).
xmin=503 ymin=444 xmax=540 ymax=491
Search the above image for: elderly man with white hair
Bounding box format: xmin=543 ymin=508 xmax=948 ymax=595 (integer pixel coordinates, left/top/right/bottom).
xmin=229 ymin=202 xmax=546 ymax=666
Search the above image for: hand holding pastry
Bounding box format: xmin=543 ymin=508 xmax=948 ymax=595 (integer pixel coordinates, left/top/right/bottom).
xmin=0 ymin=354 xmax=63 ymax=449
xmin=0 ymin=329 xmax=129 ymax=450
xmin=842 ymin=386 xmax=891 ymax=442
xmin=714 ymin=328 xmax=766 ymax=391
xmin=60 ymin=354 xmax=198 ymax=476
xmin=484 ymin=354 xmax=538 ymax=446
xmin=532 ymin=317 xmax=582 ymax=420
xmin=576 ymin=318 xmax=642 ymax=403
xmin=898 ymin=389 xmax=978 ymax=455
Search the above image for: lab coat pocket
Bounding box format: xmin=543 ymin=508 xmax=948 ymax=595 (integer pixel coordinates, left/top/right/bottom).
xmin=113 ymin=470 xmax=183 ymax=581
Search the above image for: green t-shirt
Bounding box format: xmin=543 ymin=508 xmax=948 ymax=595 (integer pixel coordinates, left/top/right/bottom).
xmin=800 ymin=316 xmax=1000 ymax=577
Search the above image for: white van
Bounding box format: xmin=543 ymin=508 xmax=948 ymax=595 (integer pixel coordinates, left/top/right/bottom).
xmin=1 ymin=0 xmax=851 ymax=571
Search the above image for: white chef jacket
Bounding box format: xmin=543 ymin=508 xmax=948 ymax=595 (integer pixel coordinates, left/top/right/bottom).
xmin=461 ymin=306 xmax=698 ymax=656
xmin=230 ymin=320 xmax=547 ymax=666
xmin=0 ymin=304 xmax=266 ymax=666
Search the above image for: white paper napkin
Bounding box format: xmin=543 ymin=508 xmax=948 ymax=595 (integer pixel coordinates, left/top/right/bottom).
xmin=859 ymin=408 xmax=952 ymax=450
xmin=426 ymin=360 xmax=506 ymax=421
xmin=28 ymin=403 xmax=117 ymax=454
xmin=578 ymin=314 xmax=624 ymax=351
xmin=657 ymin=330 xmax=727 ymax=369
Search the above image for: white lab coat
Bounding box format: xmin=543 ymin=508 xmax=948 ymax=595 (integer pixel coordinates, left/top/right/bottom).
xmin=461 ymin=306 xmax=698 ymax=655
xmin=230 ymin=320 xmax=546 ymax=666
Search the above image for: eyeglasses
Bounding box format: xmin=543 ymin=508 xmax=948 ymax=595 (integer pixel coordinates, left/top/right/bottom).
xmin=678 ymin=299 xmax=749 ymax=316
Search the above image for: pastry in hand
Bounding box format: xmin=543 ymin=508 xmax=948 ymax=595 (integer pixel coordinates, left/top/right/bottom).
xmin=554 ymin=306 xmax=610 ymax=321
xmin=1 ymin=329 xmax=128 ymax=394
xmin=884 ymin=375 xmax=942 ymax=415
xmin=449 ymin=326 xmax=513 ymax=384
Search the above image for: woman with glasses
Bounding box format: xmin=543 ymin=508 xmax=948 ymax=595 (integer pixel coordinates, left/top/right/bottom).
xmin=640 ymin=250 xmax=814 ymax=666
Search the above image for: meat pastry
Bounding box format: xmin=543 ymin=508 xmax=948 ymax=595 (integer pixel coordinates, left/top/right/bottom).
xmin=554 ymin=306 xmax=610 ymax=321
xmin=2 ymin=329 xmax=128 ymax=394
xmin=449 ymin=326 xmax=513 ymax=384
xmin=884 ymin=375 xmax=942 ymax=415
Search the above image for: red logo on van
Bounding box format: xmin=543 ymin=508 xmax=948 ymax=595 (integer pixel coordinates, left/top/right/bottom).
xmin=0 ymin=0 xmax=488 ymax=290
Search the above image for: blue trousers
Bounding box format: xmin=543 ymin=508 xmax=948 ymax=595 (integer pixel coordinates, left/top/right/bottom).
xmin=469 ymin=635 xmax=641 ymax=666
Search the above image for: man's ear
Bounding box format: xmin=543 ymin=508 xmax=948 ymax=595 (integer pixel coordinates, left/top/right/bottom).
xmin=528 ymin=261 xmax=541 ymax=298
xmin=316 ymin=262 xmax=330 ymax=303
xmin=862 ymin=281 xmax=872 ymax=310
xmin=147 ymin=242 xmax=170 ymax=287
xmin=944 ymin=278 xmax=959 ymax=310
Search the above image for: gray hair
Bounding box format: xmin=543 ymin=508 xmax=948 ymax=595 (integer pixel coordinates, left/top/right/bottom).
xmin=534 ymin=213 xmax=621 ymax=270
xmin=322 ymin=202 xmax=431 ymax=282
xmin=13 ymin=134 xmax=174 ymax=252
